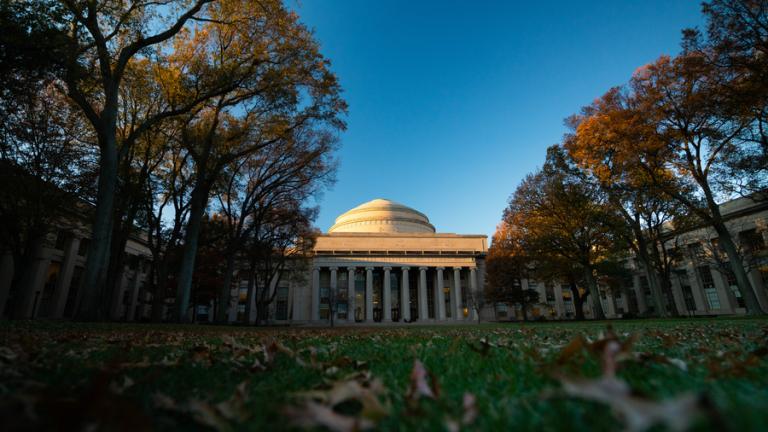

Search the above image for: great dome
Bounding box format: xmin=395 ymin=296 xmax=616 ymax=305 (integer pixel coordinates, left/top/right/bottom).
xmin=329 ymin=199 xmax=436 ymax=234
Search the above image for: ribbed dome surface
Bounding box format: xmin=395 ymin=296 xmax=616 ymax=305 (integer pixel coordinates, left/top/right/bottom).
xmin=329 ymin=199 xmax=436 ymax=234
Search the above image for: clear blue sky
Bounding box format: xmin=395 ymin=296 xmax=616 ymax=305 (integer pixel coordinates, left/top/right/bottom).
xmin=290 ymin=0 xmax=704 ymax=238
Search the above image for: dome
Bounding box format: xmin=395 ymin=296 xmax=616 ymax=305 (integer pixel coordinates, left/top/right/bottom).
xmin=329 ymin=199 xmax=436 ymax=234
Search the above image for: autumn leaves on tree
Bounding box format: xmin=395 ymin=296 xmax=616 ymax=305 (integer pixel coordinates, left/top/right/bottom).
xmin=490 ymin=0 xmax=768 ymax=318
xmin=1 ymin=0 xmax=346 ymax=322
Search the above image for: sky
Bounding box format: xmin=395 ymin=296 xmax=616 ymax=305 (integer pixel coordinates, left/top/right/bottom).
xmin=290 ymin=0 xmax=704 ymax=238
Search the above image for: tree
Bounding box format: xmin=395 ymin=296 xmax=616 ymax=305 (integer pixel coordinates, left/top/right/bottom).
xmin=565 ymin=88 xmax=692 ymax=317
xmin=0 ymin=85 xmax=94 ymax=318
xmin=243 ymin=203 xmax=317 ymax=326
xmin=502 ymin=146 xmax=624 ymax=320
xmin=0 ymin=0 xmax=94 ymax=317
xmin=171 ymin=0 xmax=346 ymax=321
xmin=54 ymin=0 xmax=230 ymax=320
xmin=213 ymin=127 xmax=337 ymax=323
xmin=625 ymin=54 xmax=764 ymax=314
xmin=683 ymin=0 xmax=768 ymax=194
xmin=486 ymin=223 xmax=540 ymax=321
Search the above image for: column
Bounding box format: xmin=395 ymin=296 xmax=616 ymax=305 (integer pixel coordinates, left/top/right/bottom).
xmin=329 ymin=267 xmax=338 ymax=321
xmin=633 ymin=275 xmax=647 ymax=313
xmin=554 ymin=283 xmax=565 ymax=318
xmin=365 ymin=267 xmax=374 ymax=322
xmin=401 ymin=267 xmax=410 ymax=322
xmin=453 ymin=267 xmax=463 ymax=320
xmin=382 ymin=267 xmax=392 ymax=322
xmin=418 ymin=267 xmax=428 ymax=321
xmin=127 ymin=269 xmax=142 ymax=321
xmin=712 ymin=268 xmax=733 ymax=313
xmin=685 ymin=265 xmax=707 ymax=313
xmin=469 ymin=267 xmax=478 ymax=321
xmin=435 ymin=267 xmax=445 ymax=320
xmin=347 ymin=267 xmax=356 ymax=322
xmin=311 ymin=267 xmax=320 ymax=321
xmin=51 ymin=237 xmax=80 ymax=318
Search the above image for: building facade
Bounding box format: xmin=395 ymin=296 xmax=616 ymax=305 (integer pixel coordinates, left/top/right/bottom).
xmin=0 ymin=223 xmax=152 ymax=321
xmin=259 ymin=199 xmax=489 ymax=324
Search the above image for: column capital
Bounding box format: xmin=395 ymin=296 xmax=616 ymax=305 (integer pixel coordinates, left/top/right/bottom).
xmin=419 ymin=267 xmax=428 ymax=271
xmin=365 ymin=266 xmax=374 ymax=271
xmin=401 ymin=266 xmax=411 ymax=271
xmin=453 ymin=266 xmax=463 ymax=271
xmin=383 ymin=266 xmax=392 ymax=271
xmin=436 ymin=267 xmax=445 ymax=271
xmin=329 ymin=266 xmax=338 ymax=271
xmin=312 ymin=266 xmax=321 ymax=272
xmin=346 ymin=266 xmax=356 ymax=271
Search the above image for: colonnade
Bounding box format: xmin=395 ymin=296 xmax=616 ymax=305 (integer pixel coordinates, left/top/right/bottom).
xmin=310 ymin=265 xmax=478 ymax=323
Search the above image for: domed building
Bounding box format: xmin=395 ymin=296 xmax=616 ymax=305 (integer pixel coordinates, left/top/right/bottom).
xmin=291 ymin=198 xmax=488 ymax=324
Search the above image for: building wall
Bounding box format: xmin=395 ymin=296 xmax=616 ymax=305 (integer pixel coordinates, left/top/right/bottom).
xmin=0 ymin=223 xmax=152 ymax=321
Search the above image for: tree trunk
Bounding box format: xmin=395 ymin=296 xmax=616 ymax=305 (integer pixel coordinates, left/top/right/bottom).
xmin=636 ymin=239 xmax=668 ymax=317
xmin=713 ymin=221 xmax=764 ymax=314
xmin=569 ymin=281 xmax=585 ymax=321
xmin=217 ymin=251 xmax=237 ymax=323
xmin=583 ymin=268 xmax=605 ymax=320
xmin=76 ymin=138 xmax=118 ymax=321
xmin=175 ymin=181 xmax=211 ymax=322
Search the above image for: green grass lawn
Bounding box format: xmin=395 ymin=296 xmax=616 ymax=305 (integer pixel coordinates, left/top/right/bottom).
xmin=1 ymin=318 xmax=766 ymax=431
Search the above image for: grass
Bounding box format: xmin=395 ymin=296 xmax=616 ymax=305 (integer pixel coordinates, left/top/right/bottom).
xmin=1 ymin=317 xmax=767 ymax=431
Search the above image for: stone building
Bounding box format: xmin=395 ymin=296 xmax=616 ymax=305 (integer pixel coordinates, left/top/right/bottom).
xmin=225 ymin=199 xmax=490 ymax=324
xmin=0 ymin=223 xmax=152 ymax=321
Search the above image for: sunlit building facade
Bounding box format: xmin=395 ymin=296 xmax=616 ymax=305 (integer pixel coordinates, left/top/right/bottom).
xmin=289 ymin=199 xmax=489 ymax=324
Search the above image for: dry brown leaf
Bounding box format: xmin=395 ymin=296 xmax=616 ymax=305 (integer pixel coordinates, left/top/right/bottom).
xmin=284 ymin=401 xmax=374 ymax=432
xmin=559 ymin=375 xmax=701 ymax=432
xmin=406 ymin=359 xmax=439 ymax=401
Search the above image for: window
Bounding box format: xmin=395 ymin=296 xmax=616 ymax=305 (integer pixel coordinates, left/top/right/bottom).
xmin=698 ymin=266 xmax=715 ymax=289
xmin=496 ymin=303 xmax=508 ymax=318
xmin=627 ymin=290 xmax=639 ymax=314
xmin=639 ymin=276 xmax=650 ymax=295
xmin=688 ymin=243 xmax=703 ymax=260
xmin=698 ymin=266 xmax=721 ymax=309
xmin=740 ymin=229 xmax=766 ymax=254
xmin=545 ymin=284 xmax=555 ymax=302
xmin=704 ymin=288 xmax=721 ymax=309
xmin=275 ymin=286 xmax=289 ymax=320
xmin=77 ymin=239 xmax=90 ymax=257
xmin=54 ymin=231 xmax=69 ymax=251
xmin=724 ymin=270 xmax=745 ymax=308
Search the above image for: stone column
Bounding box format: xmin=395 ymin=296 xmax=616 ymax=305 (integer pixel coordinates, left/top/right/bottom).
xmin=347 ymin=267 xmax=356 ymax=322
xmin=401 ymin=267 xmax=410 ymax=322
xmin=453 ymin=267 xmax=463 ymax=320
xmin=554 ymin=283 xmax=565 ymax=318
xmin=712 ymin=268 xmax=733 ymax=313
xmin=127 ymin=270 xmax=143 ymax=321
xmin=365 ymin=267 xmax=374 ymax=322
xmin=418 ymin=267 xmax=428 ymax=321
xmin=51 ymin=237 xmax=80 ymax=318
xmin=311 ymin=267 xmax=320 ymax=321
xmin=633 ymin=275 xmax=647 ymax=313
xmin=469 ymin=267 xmax=478 ymax=321
xmin=329 ymin=267 xmax=338 ymax=321
xmin=435 ymin=267 xmax=445 ymax=321
xmin=383 ymin=267 xmax=392 ymax=322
